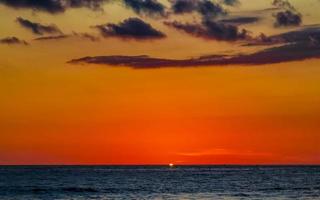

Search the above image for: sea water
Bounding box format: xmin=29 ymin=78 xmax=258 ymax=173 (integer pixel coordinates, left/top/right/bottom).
xmin=0 ymin=166 xmax=319 ymax=199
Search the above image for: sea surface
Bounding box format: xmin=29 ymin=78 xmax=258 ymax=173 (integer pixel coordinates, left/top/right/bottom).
xmin=0 ymin=166 xmax=320 ymax=199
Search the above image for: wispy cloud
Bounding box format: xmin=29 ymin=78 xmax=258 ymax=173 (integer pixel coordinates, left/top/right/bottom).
xmin=34 ymin=32 xmax=99 ymax=41
xmin=68 ymin=38 xmax=320 ymax=68
xmin=176 ymin=148 xmax=272 ymax=157
xmin=219 ymin=16 xmax=260 ymax=25
xmin=0 ymin=36 xmax=29 ymax=45
xmin=34 ymin=34 xmax=69 ymax=40
xmin=16 ymin=17 xmax=62 ymax=35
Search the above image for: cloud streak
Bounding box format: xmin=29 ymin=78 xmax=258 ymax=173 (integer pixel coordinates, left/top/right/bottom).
xmin=219 ymin=16 xmax=260 ymax=25
xmin=0 ymin=36 xmax=29 ymax=45
xmin=69 ymin=39 xmax=320 ymax=68
xmin=0 ymin=0 xmax=109 ymax=14
xmin=34 ymin=32 xmax=99 ymax=41
xmin=16 ymin=17 xmax=62 ymax=35
xmin=34 ymin=35 xmax=69 ymax=40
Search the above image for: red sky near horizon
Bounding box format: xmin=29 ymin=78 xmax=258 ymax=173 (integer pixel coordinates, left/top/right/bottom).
xmin=0 ymin=0 xmax=320 ymax=165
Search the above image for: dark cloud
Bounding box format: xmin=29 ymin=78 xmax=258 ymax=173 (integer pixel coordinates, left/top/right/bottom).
xmin=122 ymin=0 xmax=166 ymax=17
xmin=34 ymin=32 xmax=99 ymax=41
xmin=275 ymin=26 xmax=320 ymax=43
xmin=0 ymin=36 xmax=29 ymax=45
xmin=69 ymin=26 xmax=320 ymax=68
xmin=164 ymin=19 xmax=249 ymax=41
xmin=34 ymin=35 xmax=69 ymax=40
xmin=171 ymin=0 xmax=197 ymax=14
xmin=171 ymin=0 xmax=226 ymax=18
xmin=274 ymin=10 xmax=302 ymax=27
xmin=69 ymin=41 xmax=320 ymax=68
xmin=0 ymin=0 xmax=109 ymax=14
xmin=219 ymin=16 xmax=260 ymax=25
xmin=272 ymin=0 xmax=302 ymax=27
xmin=16 ymin=17 xmax=62 ymax=35
xmin=245 ymin=26 xmax=320 ymax=46
xmin=198 ymin=0 xmax=226 ymax=19
xmin=95 ymin=17 xmax=166 ymax=40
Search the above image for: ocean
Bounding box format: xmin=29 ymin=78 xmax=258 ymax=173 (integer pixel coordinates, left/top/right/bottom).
xmin=0 ymin=166 xmax=319 ymax=199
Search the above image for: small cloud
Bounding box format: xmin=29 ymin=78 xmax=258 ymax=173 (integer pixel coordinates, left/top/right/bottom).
xmin=274 ymin=10 xmax=302 ymax=27
xmin=272 ymin=0 xmax=302 ymax=27
xmin=171 ymin=0 xmax=198 ymax=14
xmin=198 ymin=0 xmax=227 ymax=19
xmin=34 ymin=32 xmax=99 ymax=42
xmin=164 ymin=19 xmax=249 ymax=41
xmin=0 ymin=36 xmax=29 ymax=45
xmin=34 ymin=35 xmax=69 ymax=41
xmin=219 ymin=16 xmax=260 ymax=25
xmin=95 ymin=17 xmax=166 ymax=40
xmin=16 ymin=17 xmax=62 ymax=35
xmin=72 ymin=32 xmax=100 ymax=42
xmin=170 ymin=0 xmax=227 ymax=19
xmin=122 ymin=0 xmax=166 ymax=17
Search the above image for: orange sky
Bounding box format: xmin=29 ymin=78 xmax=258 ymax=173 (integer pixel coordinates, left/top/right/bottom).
xmin=0 ymin=0 xmax=320 ymax=165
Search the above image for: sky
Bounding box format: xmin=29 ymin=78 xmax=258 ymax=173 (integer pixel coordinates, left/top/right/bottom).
xmin=0 ymin=0 xmax=320 ymax=165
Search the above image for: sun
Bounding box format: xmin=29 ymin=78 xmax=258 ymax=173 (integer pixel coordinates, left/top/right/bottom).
xmin=169 ymin=163 xmax=174 ymax=167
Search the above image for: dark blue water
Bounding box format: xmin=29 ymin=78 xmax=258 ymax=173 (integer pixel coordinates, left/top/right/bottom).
xmin=0 ymin=166 xmax=320 ymax=199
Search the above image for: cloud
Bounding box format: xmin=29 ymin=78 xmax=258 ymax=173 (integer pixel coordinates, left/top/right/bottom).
xmin=95 ymin=17 xmax=166 ymax=40
xmin=176 ymin=148 xmax=271 ymax=157
xmin=221 ymin=0 xmax=240 ymax=6
xmin=164 ymin=19 xmax=249 ymax=41
xmin=245 ymin=26 xmax=320 ymax=46
xmin=72 ymin=32 xmax=100 ymax=42
xmin=34 ymin=32 xmax=99 ymax=41
xmin=198 ymin=0 xmax=226 ymax=19
xmin=219 ymin=16 xmax=260 ymax=25
xmin=0 ymin=0 xmax=109 ymax=14
xmin=0 ymin=36 xmax=29 ymax=45
xmin=122 ymin=0 xmax=166 ymax=17
xmin=68 ymin=39 xmax=320 ymax=68
xmin=276 ymin=26 xmax=320 ymax=43
xmin=272 ymin=0 xmax=302 ymax=27
xmin=34 ymin=35 xmax=70 ymax=40
xmin=171 ymin=0 xmax=197 ymax=14
xmin=170 ymin=0 xmax=227 ymax=18
xmin=16 ymin=17 xmax=62 ymax=35
xmin=274 ymin=10 xmax=302 ymax=27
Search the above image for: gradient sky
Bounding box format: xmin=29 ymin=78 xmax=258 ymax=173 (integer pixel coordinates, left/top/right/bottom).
xmin=0 ymin=0 xmax=320 ymax=165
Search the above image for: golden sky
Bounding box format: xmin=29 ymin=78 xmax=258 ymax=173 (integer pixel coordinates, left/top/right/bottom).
xmin=0 ymin=0 xmax=320 ymax=165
